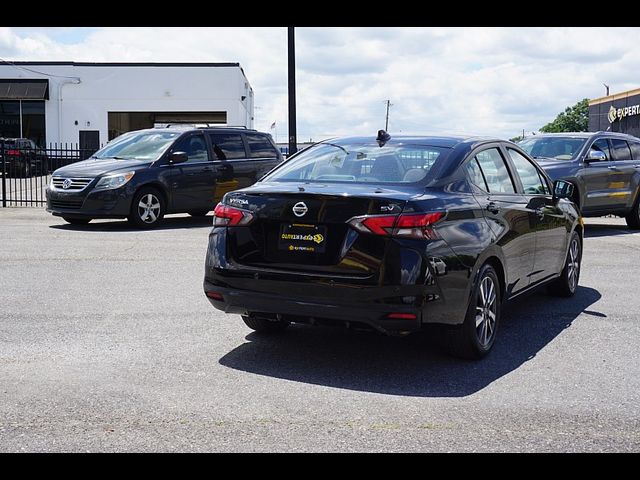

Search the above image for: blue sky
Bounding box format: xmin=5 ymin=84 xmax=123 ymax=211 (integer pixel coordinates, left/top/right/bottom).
xmin=2 ymin=27 xmax=638 ymax=141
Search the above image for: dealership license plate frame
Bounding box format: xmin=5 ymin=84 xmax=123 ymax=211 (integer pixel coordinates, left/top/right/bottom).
xmin=278 ymin=223 xmax=327 ymax=253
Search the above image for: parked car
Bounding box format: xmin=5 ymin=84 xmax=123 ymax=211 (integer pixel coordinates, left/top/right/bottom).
xmin=45 ymin=127 xmax=283 ymax=227
xmin=0 ymin=138 xmax=48 ymax=177
xmin=518 ymin=132 xmax=640 ymax=229
xmin=203 ymin=131 xmax=582 ymax=359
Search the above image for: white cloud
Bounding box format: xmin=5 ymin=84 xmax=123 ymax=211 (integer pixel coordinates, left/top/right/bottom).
xmin=1 ymin=27 xmax=639 ymax=141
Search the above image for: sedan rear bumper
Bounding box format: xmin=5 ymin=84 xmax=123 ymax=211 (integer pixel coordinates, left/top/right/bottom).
xmin=203 ymin=278 xmax=422 ymax=334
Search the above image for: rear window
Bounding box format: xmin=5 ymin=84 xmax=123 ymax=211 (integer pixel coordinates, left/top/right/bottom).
xmin=262 ymin=142 xmax=448 ymax=184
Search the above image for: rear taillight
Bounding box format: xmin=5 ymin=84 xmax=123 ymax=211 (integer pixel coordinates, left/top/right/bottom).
xmin=212 ymin=202 xmax=254 ymax=226
xmin=6 ymin=149 xmax=19 ymax=156
xmin=348 ymin=212 xmax=444 ymax=239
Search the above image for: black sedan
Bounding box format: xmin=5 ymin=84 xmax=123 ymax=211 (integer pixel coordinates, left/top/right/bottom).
xmin=203 ymin=132 xmax=582 ymax=359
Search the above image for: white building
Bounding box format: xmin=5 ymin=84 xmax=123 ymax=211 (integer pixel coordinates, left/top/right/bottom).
xmin=0 ymin=61 xmax=254 ymax=149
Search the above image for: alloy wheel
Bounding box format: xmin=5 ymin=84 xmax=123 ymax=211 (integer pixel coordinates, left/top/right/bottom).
xmin=475 ymin=276 xmax=497 ymax=348
xmin=137 ymin=193 xmax=161 ymax=224
xmin=567 ymin=238 xmax=580 ymax=293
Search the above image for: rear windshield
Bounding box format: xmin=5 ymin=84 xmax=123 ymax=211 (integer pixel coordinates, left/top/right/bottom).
xmin=261 ymin=142 xmax=449 ymax=184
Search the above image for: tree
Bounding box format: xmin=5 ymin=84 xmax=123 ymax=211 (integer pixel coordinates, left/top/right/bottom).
xmin=539 ymin=98 xmax=589 ymax=133
xmin=509 ymin=135 xmax=523 ymax=142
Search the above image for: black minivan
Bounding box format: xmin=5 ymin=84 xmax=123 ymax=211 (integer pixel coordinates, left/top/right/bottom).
xmin=46 ymin=127 xmax=283 ymax=228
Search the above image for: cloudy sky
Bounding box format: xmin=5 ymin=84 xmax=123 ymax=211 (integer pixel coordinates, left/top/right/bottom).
xmin=1 ymin=27 xmax=638 ymax=141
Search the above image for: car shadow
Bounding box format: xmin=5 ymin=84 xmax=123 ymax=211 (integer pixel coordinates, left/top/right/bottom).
xmin=48 ymin=214 xmax=213 ymax=232
xmin=584 ymin=222 xmax=637 ymax=238
xmin=218 ymin=286 xmax=602 ymax=397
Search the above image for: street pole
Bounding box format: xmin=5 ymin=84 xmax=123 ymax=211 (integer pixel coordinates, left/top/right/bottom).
xmin=288 ymin=27 xmax=298 ymax=156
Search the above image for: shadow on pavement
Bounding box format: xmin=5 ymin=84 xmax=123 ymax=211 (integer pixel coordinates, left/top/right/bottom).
xmin=584 ymin=222 xmax=638 ymax=238
xmin=48 ymin=214 xmax=213 ymax=232
xmin=219 ymin=286 xmax=601 ymax=397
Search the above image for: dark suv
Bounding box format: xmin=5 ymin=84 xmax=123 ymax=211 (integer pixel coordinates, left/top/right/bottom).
xmin=45 ymin=127 xmax=283 ymax=227
xmin=0 ymin=138 xmax=48 ymax=177
xmin=518 ymin=132 xmax=640 ymax=229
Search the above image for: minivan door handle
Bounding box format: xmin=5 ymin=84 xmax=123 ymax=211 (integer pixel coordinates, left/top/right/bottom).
xmin=486 ymin=202 xmax=500 ymax=214
xmin=608 ymin=165 xmax=618 ymax=170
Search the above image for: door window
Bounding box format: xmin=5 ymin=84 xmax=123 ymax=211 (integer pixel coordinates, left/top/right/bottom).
xmin=173 ymin=134 xmax=209 ymax=163
xmin=589 ymin=138 xmax=611 ymax=161
xmin=507 ymin=149 xmax=550 ymax=195
xmin=465 ymin=158 xmax=488 ymax=191
xmin=629 ymin=141 xmax=640 ymax=160
xmin=246 ymin=134 xmax=279 ymax=159
xmin=209 ymin=133 xmax=246 ymax=160
xmin=474 ymin=148 xmax=516 ymax=194
xmin=610 ymin=138 xmax=632 ymax=161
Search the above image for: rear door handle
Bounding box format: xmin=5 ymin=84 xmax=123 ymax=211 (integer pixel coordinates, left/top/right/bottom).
xmin=486 ymin=202 xmax=500 ymax=214
xmin=608 ymin=165 xmax=618 ymax=170
xmin=634 ymin=164 xmax=640 ymax=169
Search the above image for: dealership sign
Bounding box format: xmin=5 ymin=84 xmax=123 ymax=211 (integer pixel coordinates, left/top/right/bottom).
xmin=608 ymin=104 xmax=640 ymax=123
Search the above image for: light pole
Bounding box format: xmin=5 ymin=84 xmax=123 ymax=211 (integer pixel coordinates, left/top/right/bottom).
xmin=288 ymin=27 xmax=298 ymax=156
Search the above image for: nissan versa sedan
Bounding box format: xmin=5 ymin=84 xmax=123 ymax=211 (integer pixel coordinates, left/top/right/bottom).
xmin=203 ymin=132 xmax=583 ymax=359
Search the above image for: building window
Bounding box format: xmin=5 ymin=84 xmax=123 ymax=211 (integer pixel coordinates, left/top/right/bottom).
xmin=0 ymin=100 xmax=46 ymax=146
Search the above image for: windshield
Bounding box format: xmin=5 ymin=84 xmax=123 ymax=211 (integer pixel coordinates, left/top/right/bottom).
xmin=518 ymin=137 xmax=587 ymax=161
xmin=92 ymin=131 xmax=181 ymax=161
xmin=261 ymin=142 xmax=449 ymax=184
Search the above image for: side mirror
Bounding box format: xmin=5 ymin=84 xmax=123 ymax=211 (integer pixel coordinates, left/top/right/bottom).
xmin=584 ymin=149 xmax=607 ymax=163
xmin=168 ymin=151 xmax=188 ymax=165
xmin=553 ymin=179 xmax=575 ymax=201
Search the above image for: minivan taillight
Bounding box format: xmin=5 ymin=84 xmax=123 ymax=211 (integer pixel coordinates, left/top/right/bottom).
xmin=212 ymin=203 xmax=254 ymax=226
xmin=348 ymin=212 xmax=444 ymax=239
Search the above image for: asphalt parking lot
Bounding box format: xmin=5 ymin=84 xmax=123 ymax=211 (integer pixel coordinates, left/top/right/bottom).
xmin=0 ymin=208 xmax=639 ymax=452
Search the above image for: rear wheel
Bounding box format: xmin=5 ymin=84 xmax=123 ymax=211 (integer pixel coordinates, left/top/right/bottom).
xmin=625 ymin=196 xmax=640 ymax=229
xmin=547 ymin=232 xmax=581 ymax=297
xmin=128 ymin=187 xmax=165 ymax=229
xmin=63 ymin=217 xmax=91 ymax=225
xmin=242 ymin=315 xmax=290 ymax=333
xmin=444 ymin=264 xmax=501 ymax=359
xmin=188 ymin=210 xmax=210 ymax=217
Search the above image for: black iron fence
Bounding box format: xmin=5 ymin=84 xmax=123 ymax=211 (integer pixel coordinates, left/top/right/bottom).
xmin=0 ymin=141 xmax=102 ymax=207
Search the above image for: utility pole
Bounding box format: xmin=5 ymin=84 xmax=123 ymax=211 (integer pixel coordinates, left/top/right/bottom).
xmin=288 ymin=27 xmax=298 ymax=156
xmin=384 ymin=100 xmax=393 ymax=131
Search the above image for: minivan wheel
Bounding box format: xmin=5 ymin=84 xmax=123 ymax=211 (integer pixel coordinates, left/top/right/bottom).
xmin=625 ymin=197 xmax=640 ymax=230
xmin=547 ymin=232 xmax=582 ymax=297
xmin=444 ymin=264 xmax=501 ymax=360
xmin=63 ymin=217 xmax=91 ymax=225
xmin=128 ymin=187 xmax=165 ymax=229
xmin=241 ymin=315 xmax=290 ymax=333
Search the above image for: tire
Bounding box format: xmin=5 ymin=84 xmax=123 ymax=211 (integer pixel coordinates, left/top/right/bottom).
xmin=625 ymin=195 xmax=640 ymax=230
xmin=547 ymin=231 xmax=582 ymax=297
xmin=128 ymin=187 xmax=165 ymax=229
xmin=188 ymin=210 xmax=210 ymax=217
xmin=63 ymin=217 xmax=91 ymax=225
xmin=444 ymin=264 xmax=501 ymax=360
xmin=242 ymin=315 xmax=290 ymax=333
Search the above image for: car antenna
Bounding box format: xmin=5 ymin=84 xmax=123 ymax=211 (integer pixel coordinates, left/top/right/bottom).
xmin=376 ymin=129 xmax=391 ymax=147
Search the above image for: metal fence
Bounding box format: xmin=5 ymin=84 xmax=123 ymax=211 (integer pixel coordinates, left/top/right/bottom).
xmin=0 ymin=141 xmax=101 ymax=207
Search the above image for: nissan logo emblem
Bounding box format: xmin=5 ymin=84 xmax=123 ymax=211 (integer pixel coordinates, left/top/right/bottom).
xmin=292 ymin=202 xmax=308 ymax=217
xmin=62 ymin=179 xmax=72 ymax=190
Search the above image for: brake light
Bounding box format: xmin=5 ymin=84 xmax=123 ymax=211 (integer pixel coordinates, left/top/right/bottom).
xmin=6 ymin=149 xmax=19 ymax=156
xmin=348 ymin=212 xmax=444 ymax=239
xmin=212 ymin=203 xmax=254 ymax=226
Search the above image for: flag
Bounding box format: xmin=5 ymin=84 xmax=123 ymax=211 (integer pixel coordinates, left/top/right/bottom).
xmin=270 ymin=121 xmax=276 ymax=129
